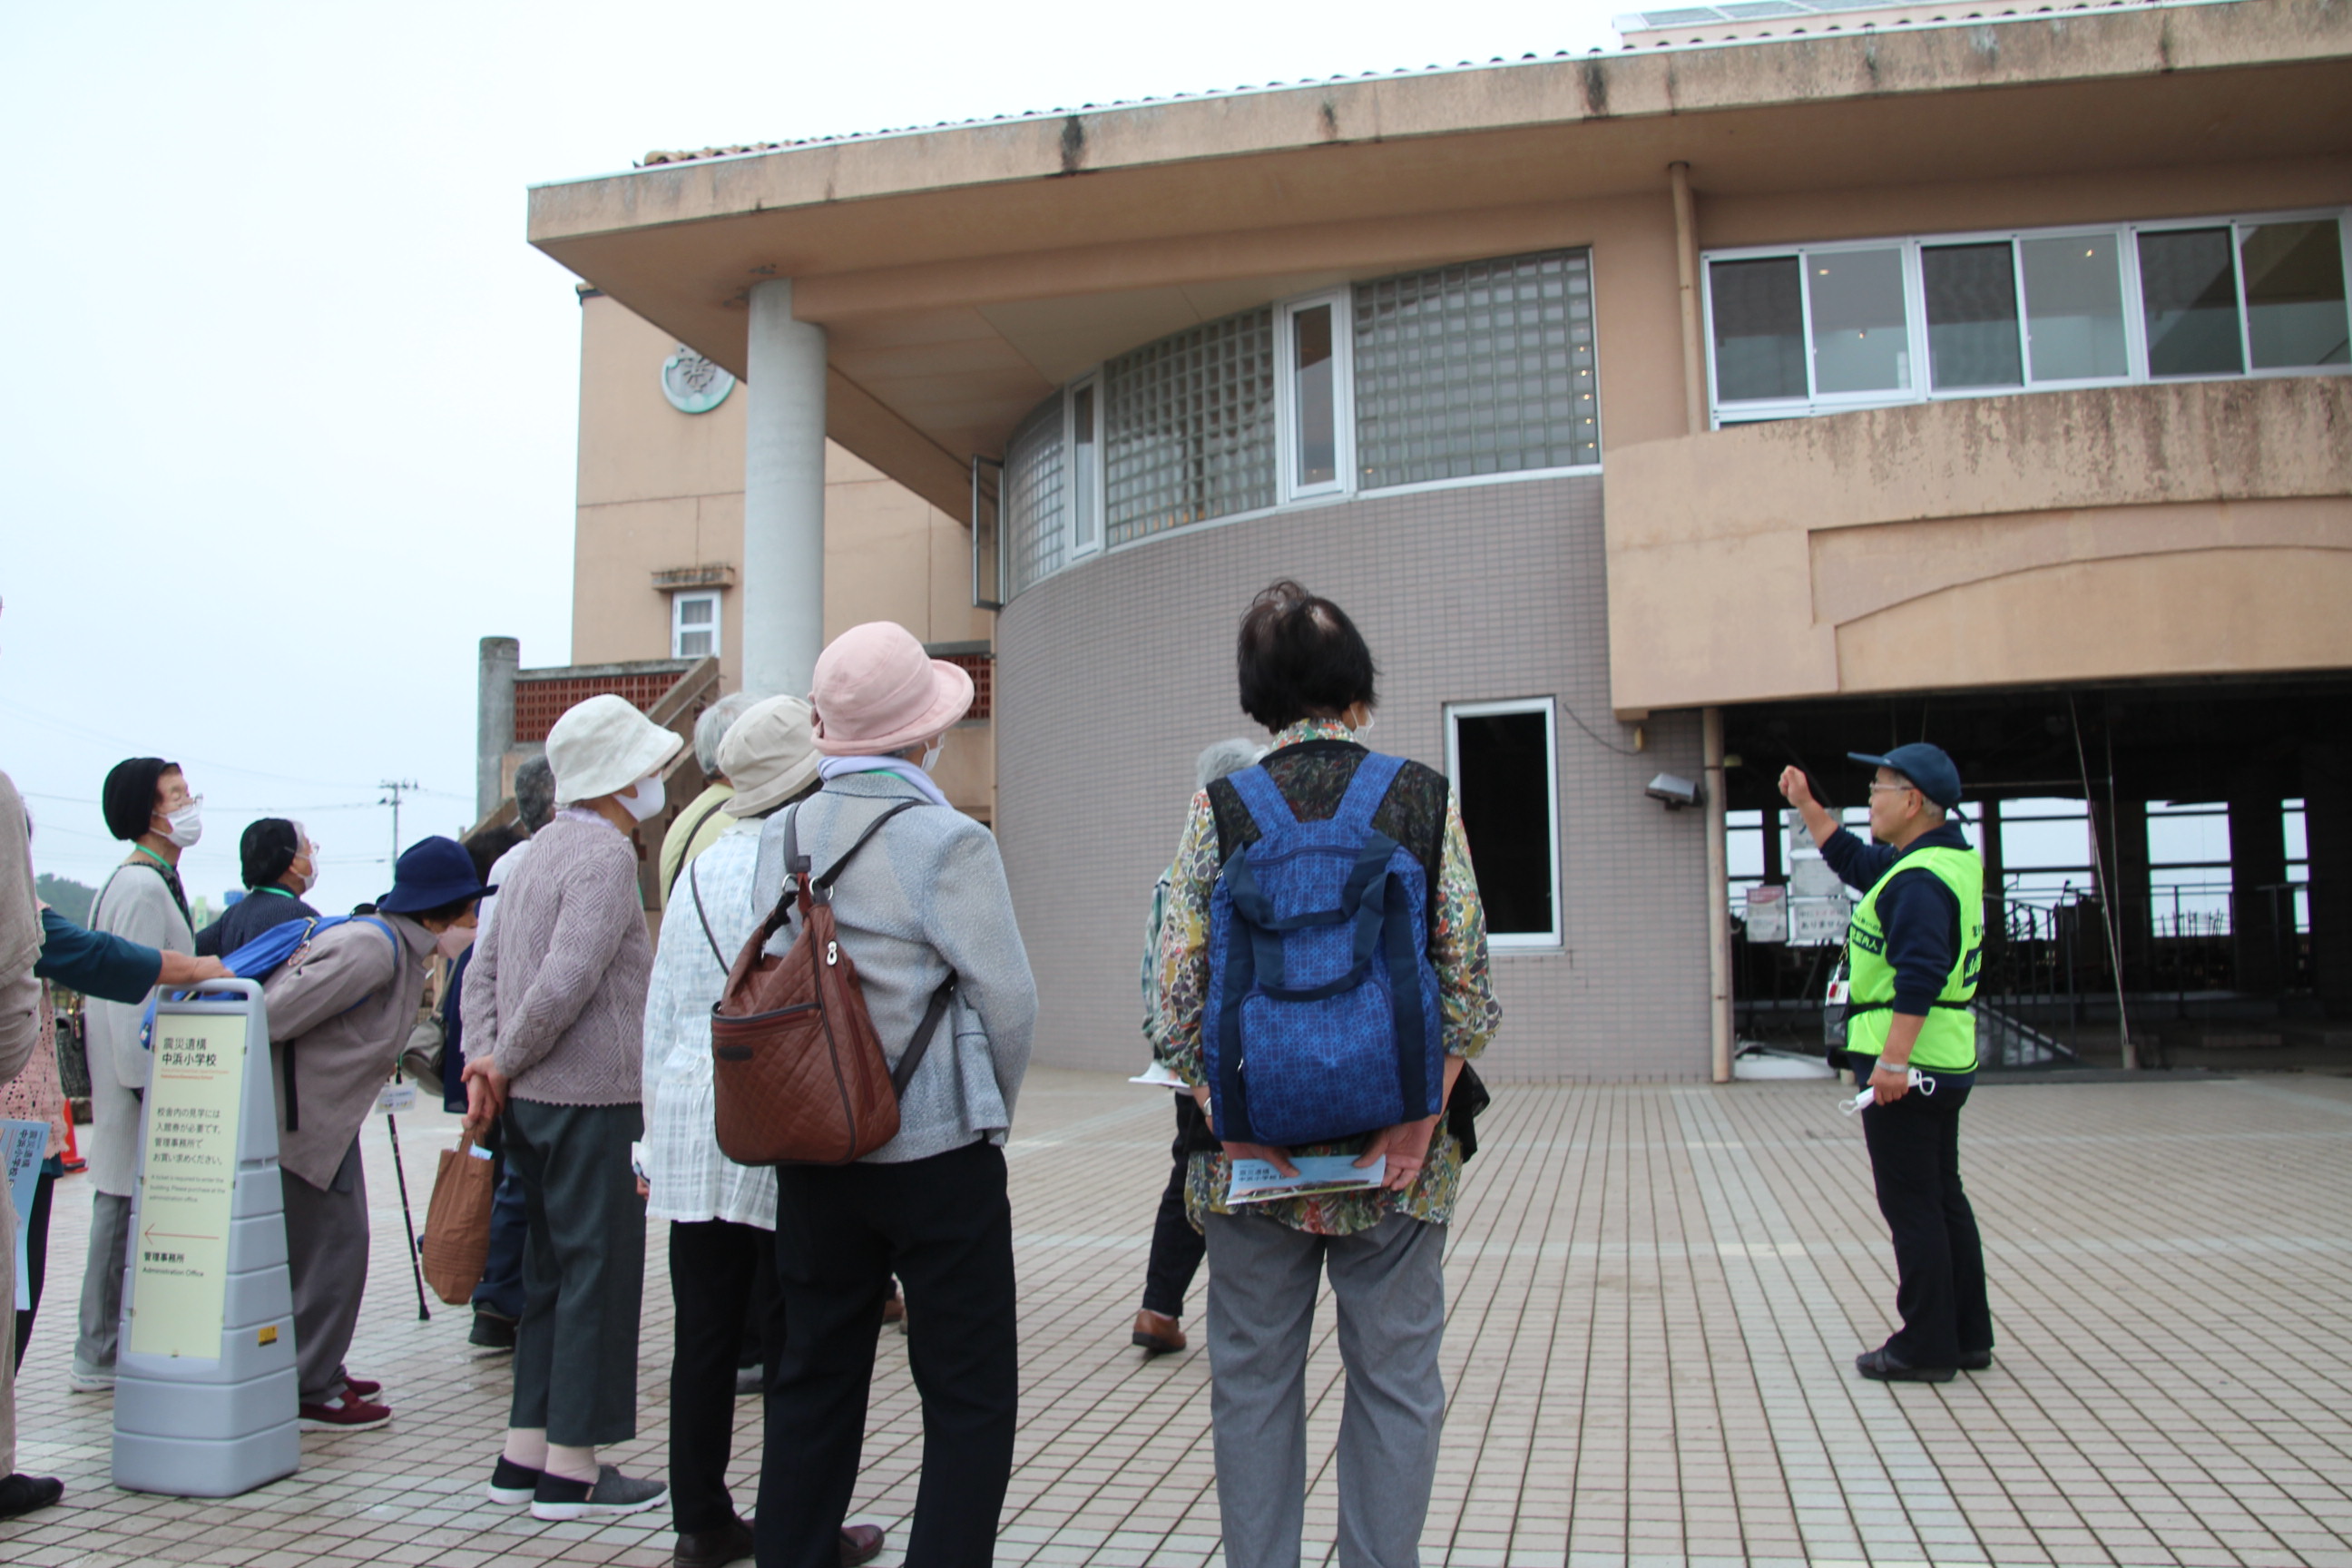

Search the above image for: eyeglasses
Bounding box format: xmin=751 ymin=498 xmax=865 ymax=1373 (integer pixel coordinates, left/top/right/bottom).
xmin=1867 ymin=781 xmax=1918 ymax=796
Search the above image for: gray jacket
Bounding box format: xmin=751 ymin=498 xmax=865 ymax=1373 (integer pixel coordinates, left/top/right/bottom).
xmin=263 ymin=913 xmax=436 ymax=1188
xmin=755 ymin=770 xmax=1035 ymax=1163
xmin=83 ymin=858 xmax=193 ymax=1194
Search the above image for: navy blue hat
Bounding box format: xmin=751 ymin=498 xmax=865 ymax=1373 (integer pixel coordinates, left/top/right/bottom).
xmin=1848 ymin=743 xmax=1963 ymax=810
xmin=377 ymin=835 xmax=495 ymax=915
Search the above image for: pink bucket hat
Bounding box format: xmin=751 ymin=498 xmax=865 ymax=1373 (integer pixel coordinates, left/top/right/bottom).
xmin=809 ymin=622 xmax=975 ymax=756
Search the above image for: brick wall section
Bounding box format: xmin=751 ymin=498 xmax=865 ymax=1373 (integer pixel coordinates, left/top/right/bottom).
xmin=514 ymin=671 xmax=680 ymax=744
xmin=995 ymin=475 xmax=1711 ymax=1082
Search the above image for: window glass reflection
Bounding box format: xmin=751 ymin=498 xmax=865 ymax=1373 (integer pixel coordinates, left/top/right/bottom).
xmin=1808 ymin=247 xmax=1910 ymax=394
xmin=1071 ymin=383 xmax=1099 ymax=551
xmin=2240 ymin=220 xmax=2351 ymax=369
xmin=1923 ymin=242 xmax=2023 ymax=389
xmin=1292 ymin=303 xmax=1338 ymax=487
xmin=2019 ymin=235 xmax=2129 ymax=382
xmin=1709 ymin=257 xmax=1806 ymax=402
xmin=2140 ymin=228 xmax=2244 ymax=377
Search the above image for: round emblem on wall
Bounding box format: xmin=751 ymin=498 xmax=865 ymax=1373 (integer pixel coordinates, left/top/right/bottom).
xmin=661 ymin=347 xmax=736 ymax=414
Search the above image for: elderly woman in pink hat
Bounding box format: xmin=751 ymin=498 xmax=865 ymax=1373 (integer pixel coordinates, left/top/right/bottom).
xmin=751 ymin=622 xmax=1036 ymax=1568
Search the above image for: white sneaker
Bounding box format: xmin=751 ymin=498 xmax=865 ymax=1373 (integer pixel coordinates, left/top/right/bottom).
xmin=68 ymin=1364 xmax=115 ymax=1394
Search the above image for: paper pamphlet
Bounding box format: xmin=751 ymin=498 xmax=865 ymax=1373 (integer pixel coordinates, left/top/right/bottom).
xmin=1227 ymin=1153 xmax=1386 ymax=1204
xmin=1129 ymin=1062 xmax=1187 ymax=1088
xmin=3 ymin=1119 xmax=49 ymax=1311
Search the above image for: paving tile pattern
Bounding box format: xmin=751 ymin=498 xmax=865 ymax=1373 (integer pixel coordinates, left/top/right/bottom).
xmin=5 ymin=1068 xmax=2350 ymax=1566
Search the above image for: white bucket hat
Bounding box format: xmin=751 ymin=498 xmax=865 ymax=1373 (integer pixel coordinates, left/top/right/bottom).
xmin=546 ymin=693 xmax=685 ymax=806
xmin=717 ymin=696 xmax=820 ymax=818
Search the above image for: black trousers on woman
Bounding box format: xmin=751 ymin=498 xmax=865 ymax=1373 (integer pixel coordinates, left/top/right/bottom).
xmin=670 ymin=1220 xmax=784 ymax=1535
xmin=1141 ymin=1093 xmax=1211 ymax=1318
xmin=756 ymin=1139 xmax=1017 ymax=1568
xmin=1855 ymin=1059 xmax=1993 ymax=1367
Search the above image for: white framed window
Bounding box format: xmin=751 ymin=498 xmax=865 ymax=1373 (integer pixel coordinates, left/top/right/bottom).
xmin=1276 ymin=290 xmax=1354 ymax=503
xmin=1704 ymin=207 xmax=2350 ymax=426
xmin=671 ymin=591 xmax=720 ymax=659
xmin=1445 ymin=698 xmax=1561 ymax=948
xmin=1065 ymin=374 xmax=1103 ymax=557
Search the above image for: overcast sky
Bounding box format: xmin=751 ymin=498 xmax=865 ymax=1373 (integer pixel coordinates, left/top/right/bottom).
xmin=2 ymin=0 xmax=1624 ymax=919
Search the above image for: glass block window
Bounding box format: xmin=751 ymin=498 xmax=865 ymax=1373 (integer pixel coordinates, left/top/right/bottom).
xmin=1352 ymin=249 xmax=1600 ymax=490
xmin=1102 ymin=310 xmax=1276 ymax=547
xmin=1004 ymin=392 xmax=1066 ymax=597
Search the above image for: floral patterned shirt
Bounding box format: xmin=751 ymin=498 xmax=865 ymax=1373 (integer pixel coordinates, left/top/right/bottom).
xmin=1153 ymin=719 xmax=1502 ymax=1235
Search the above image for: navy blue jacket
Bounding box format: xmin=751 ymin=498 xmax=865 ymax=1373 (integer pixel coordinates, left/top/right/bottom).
xmin=1820 ymin=821 xmax=1973 ymax=1018
xmin=194 ymin=887 xmax=319 ymax=958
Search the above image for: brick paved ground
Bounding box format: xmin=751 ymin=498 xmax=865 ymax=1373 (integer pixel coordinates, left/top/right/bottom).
xmin=5 ymin=1066 xmax=2351 ymax=1568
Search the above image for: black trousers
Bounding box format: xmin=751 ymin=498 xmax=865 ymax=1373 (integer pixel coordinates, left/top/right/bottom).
xmin=505 ymin=1098 xmax=647 ymax=1446
xmin=1141 ymin=1093 xmax=1209 ymax=1318
xmin=671 ymin=1220 xmax=783 ymax=1534
xmin=1856 ymin=1061 xmax=1993 ymax=1367
xmin=13 ymin=1167 xmax=56 ymax=1369
xmin=756 ymin=1139 xmax=1018 ymax=1568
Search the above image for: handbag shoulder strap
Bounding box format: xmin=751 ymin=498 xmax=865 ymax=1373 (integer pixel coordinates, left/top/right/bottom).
xmin=789 ymin=798 xmax=924 ymax=899
xmin=891 ymin=980 xmax=956 ymax=1098
xmin=687 ymin=858 xmax=726 ymax=968
xmin=664 ymin=795 xmax=734 ymax=900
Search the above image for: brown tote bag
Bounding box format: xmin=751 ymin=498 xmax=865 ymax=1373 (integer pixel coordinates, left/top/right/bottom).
xmin=707 ymin=799 xmax=954 ymax=1167
xmin=419 ymin=1138 xmax=497 ymax=1305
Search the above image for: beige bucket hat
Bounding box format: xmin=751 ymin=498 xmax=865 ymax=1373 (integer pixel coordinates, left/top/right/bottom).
xmin=718 ymin=696 xmax=821 ymax=817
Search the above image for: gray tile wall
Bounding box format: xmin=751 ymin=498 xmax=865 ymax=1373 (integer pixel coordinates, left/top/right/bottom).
xmin=995 ymin=475 xmax=1713 ymax=1081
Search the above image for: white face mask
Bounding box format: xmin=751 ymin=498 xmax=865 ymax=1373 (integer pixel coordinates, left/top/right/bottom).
xmin=621 ymin=774 xmax=667 ymax=822
xmin=1354 ymin=713 xmax=1377 ymax=738
xmin=160 ymin=799 xmax=204 ymax=848
xmin=919 ymin=738 xmax=946 ymax=774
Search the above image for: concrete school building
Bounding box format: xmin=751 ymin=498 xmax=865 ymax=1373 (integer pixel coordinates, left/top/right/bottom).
xmin=524 ymin=0 xmax=2352 ymax=1081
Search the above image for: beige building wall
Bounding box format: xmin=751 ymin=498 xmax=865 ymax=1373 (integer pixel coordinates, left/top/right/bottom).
xmin=573 ymin=291 xmax=997 ymax=815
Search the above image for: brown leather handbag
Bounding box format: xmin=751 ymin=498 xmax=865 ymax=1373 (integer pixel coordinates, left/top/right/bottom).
xmin=707 ymin=799 xmax=954 ymax=1166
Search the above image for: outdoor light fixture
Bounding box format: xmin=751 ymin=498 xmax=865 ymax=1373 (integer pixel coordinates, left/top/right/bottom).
xmin=1645 ymin=772 xmax=1702 ymax=810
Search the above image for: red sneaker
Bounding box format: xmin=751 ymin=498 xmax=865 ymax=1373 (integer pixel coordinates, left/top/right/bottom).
xmin=342 ymin=1376 xmax=382 ymax=1398
xmin=299 ymin=1396 xmax=391 ymax=1430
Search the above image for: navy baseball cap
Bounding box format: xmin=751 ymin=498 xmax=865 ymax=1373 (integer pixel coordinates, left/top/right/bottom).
xmin=1847 ymin=742 xmax=1962 ymax=809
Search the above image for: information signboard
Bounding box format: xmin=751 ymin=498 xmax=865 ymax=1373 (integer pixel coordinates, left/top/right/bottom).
xmin=1788 ymin=895 xmax=1854 ymax=947
xmin=114 ymin=979 xmax=299 ymax=1499
xmin=1743 ymin=885 xmax=1788 ymax=944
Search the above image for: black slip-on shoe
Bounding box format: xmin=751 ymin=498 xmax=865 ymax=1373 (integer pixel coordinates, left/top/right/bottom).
xmin=485 ymin=1455 xmax=543 ymax=1505
xmin=1856 ymin=1347 xmax=1956 ymax=1383
xmin=530 ymin=1464 xmax=668 ymax=1522
xmin=1958 ymin=1348 xmax=1994 ymax=1371
xmin=469 ymin=1312 xmax=518 ymax=1352
xmin=674 ymin=1516 xmax=754 ymax=1568
xmin=0 ymin=1474 xmax=64 ymax=1522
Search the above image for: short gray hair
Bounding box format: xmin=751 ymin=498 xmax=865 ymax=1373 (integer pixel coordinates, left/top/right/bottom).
xmin=1196 ymin=738 xmax=1263 ymax=792
xmin=694 ymin=691 xmax=760 ymax=776
xmin=513 ymin=755 xmax=556 ymax=833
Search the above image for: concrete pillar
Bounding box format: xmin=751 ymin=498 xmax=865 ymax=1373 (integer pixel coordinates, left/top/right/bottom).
xmin=2230 ymin=784 xmax=2287 ymax=996
xmin=2093 ymin=797 xmax=2151 ymax=990
xmin=1703 ymin=706 xmax=1731 ymax=1083
xmin=742 ymin=279 xmax=828 ymax=701
xmin=2303 ymin=746 xmax=2352 ymax=1015
xmin=475 ymin=636 xmax=519 ymax=822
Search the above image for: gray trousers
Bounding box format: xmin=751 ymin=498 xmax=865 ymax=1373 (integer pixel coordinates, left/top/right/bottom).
xmin=505 ymin=1098 xmax=645 ymax=1447
xmin=74 ymin=1190 xmax=133 ymax=1376
xmin=1203 ymin=1210 xmax=1447 ymax=1568
xmin=282 ymin=1140 xmax=369 ymax=1406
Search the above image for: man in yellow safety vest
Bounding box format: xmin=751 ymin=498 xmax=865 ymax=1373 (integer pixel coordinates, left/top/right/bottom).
xmin=1780 ymin=742 xmax=1993 ymax=1383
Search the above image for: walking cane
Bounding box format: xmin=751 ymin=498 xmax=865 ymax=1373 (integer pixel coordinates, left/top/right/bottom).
xmin=384 ymin=1109 xmax=432 ymax=1321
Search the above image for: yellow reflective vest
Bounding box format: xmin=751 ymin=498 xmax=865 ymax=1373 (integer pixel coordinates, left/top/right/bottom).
xmin=1846 ymin=843 xmax=1984 ymax=1073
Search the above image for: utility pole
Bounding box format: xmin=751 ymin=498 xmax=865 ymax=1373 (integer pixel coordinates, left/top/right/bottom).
xmin=379 ymin=779 xmax=419 ymax=866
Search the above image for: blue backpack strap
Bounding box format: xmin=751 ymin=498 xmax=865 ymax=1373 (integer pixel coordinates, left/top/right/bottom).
xmin=1332 ymin=751 xmax=1405 ymax=837
xmin=1224 ymin=764 xmax=1294 ymax=832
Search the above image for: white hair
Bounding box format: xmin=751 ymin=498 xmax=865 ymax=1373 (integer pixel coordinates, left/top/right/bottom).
xmin=694 ymin=691 xmax=760 ymax=776
xmin=1196 ymin=738 xmax=1264 ymax=792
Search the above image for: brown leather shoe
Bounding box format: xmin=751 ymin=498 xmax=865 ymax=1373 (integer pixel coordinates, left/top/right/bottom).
xmin=673 ymin=1517 xmax=753 ymax=1568
xmin=1132 ymin=1308 xmax=1186 ymax=1354
xmin=838 ymin=1523 xmax=886 ymax=1565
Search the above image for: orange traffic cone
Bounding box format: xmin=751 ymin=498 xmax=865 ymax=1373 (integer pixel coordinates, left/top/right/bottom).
xmin=61 ymin=1115 xmax=86 ymax=1174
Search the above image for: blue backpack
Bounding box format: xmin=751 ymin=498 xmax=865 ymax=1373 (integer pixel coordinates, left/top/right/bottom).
xmin=1202 ymin=753 xmax=1446 ymax=1147
xmin=142 ymin=915 xmax=397 ymax=1046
